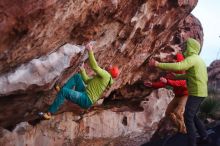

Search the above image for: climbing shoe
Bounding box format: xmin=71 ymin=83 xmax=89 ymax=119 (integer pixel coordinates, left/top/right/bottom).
xmin=54 ymin=84 xmax=60 ymax=92
xmin=38 ymin=112 xmax=52 ymax=120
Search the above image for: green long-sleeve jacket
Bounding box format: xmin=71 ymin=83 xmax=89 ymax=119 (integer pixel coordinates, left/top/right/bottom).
xmin=80 ymin=50 xmax=113 ymax=103
xmin=157 ymin=38 xmax=208 ymax=97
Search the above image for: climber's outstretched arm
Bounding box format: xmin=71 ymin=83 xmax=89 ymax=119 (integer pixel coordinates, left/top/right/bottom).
xmin=85 ymin=43 xmax=109 ymax=78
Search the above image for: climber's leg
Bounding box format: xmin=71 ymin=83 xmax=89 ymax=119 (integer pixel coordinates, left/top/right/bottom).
xmin=174 ymin=95 xmax=188 ymax=133
xmin=165 ymin=97 xmax=178 ymax=117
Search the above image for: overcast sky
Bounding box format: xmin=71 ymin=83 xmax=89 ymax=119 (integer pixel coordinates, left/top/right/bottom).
xmin=192 ymin=0 xmax=220 ymax=66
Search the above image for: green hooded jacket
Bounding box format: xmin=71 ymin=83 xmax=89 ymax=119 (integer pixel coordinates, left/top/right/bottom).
xmin=80 ymin=50 xmax=113 ymax=103
xmin=158 ymin=38 xmax=208 ymax=97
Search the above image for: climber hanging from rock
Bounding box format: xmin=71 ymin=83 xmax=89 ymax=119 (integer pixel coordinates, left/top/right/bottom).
xmin=144 ymin=53 xmax=188 ymax=134
xmin=39 ymin=42 xmax=120 ymax=120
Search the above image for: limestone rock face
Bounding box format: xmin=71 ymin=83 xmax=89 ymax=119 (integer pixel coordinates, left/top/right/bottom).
xmin=0 ymin=0 xmax=203 ymax=145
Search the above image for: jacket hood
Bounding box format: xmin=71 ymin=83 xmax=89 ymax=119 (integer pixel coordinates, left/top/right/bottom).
xmin=183 ymin=38 xmax=201 ymax=57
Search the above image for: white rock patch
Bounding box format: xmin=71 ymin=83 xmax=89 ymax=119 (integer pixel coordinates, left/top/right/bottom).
xmin=0 ymin=44 xmax=83 ymax=95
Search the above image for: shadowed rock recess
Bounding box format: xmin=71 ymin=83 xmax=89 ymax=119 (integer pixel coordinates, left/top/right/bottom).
xmin=0 ymin=0 xmax=203 ymax=145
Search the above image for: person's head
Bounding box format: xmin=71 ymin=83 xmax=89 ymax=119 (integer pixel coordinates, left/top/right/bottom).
xmin=176 ymin=53 xmax=184 ymax=62
xmin=174 ymin=53 xmax=185 ymax=74
xmin=107 ymin=66 xmax=119 ymax=78
xmin=183 ymin=38 xmax=201 ymax=57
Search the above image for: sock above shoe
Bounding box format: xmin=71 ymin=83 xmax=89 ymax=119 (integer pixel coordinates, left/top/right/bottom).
xmin=38 ymin=112 xmax=52 ymax=120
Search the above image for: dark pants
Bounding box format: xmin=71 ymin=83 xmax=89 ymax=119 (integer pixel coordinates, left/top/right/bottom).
xmin=184 ymin=96 xmax=208 ymax=146
xmin=48 ymin=74 xmax=92 ymax=114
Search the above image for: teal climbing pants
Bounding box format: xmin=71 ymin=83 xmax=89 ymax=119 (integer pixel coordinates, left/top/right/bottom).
xmin=48 ymin=73 xmax=92 ymax=114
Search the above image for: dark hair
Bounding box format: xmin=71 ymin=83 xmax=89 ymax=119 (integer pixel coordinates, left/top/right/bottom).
xmin=179 ymin=42 xmax=187 ymax=52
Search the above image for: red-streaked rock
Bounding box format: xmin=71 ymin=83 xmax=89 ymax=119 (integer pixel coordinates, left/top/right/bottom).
xmin=208 ymin=60 xmax=220 ymax=93
xmin=0 ymin=89 xmax=172 ymax=146
xmin=0 ymin=0 xmax=202 ymax=142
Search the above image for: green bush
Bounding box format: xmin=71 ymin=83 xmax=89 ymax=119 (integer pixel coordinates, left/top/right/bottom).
xmin=199 ymin=97 xmax=220 ymax=120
